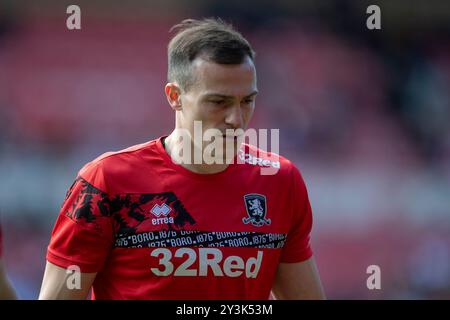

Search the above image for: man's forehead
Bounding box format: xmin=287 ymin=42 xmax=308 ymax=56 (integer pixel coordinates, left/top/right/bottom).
xmin=191 ymin=56 xmax=257 ymax=94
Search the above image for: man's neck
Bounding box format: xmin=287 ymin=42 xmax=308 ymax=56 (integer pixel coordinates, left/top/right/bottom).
xmin=163 ymin=133 xmax=231 ymax=175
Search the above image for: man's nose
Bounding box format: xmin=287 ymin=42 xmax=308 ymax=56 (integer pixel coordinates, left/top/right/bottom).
xmin=225 ymin=104 xmax=244 ymax=129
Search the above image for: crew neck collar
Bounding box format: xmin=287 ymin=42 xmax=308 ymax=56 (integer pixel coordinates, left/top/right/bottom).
xmin=156 ymin=136 xmax=240 ymax=180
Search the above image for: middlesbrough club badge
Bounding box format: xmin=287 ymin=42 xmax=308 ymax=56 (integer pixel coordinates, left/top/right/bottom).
xmin=242 ymin=193 xmax=271 ymax=227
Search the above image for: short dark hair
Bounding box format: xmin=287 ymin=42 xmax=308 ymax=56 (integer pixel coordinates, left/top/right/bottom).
xmin=167 ymin=18 xmax=255 ymax=91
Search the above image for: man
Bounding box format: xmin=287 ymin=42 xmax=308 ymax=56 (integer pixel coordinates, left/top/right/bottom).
xmin=0 ymin=225 xmax=17 ymax=300
xmin=39 ymin=18 xmax=325 ymax=300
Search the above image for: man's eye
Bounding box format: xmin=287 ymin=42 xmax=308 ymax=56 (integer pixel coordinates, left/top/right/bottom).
xmin=243 ymin=99 xmax=254 ymax=104
xmin=210 ymin=100 xmax=225 ymax=105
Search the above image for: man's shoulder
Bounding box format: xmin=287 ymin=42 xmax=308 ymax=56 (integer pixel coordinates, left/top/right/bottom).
xmin=240 ymin=143 xmax=299 ymax=176
xmin=91 ymin=140 xmax=156 ymax=164
xmin=77 ymin=138 xmax=161 ymax=188
xmin=241 ymin=144 xmax=309 ymax=197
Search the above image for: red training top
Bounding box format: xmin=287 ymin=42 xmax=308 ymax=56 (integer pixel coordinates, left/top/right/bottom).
xmin=47 ymin=137 xmax=313 ymax=299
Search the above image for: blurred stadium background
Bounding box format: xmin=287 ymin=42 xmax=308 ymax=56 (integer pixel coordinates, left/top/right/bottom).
xmin=0 ymin=0 xmax=449 ymax=299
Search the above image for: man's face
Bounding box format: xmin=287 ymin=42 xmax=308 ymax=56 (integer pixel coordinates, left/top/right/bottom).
xmin=178 ymin=55 xmax=258 ymax=158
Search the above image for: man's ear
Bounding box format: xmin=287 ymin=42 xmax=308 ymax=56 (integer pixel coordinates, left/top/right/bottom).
xmin=165 ymin=83 xmax=182 ymax=111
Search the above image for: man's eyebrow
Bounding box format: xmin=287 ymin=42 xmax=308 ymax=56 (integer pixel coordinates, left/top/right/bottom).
xmin=203 ymin=91 xmax=258 ymax=99
xmin=244 ymin=91 xmax=258 ymax=98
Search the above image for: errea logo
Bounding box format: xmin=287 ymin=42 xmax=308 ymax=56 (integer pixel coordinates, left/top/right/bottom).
xmin=151 ymin=203 xmax=171 ymax=217
xmin=150 ymin=203 xmax=174 ymax=225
